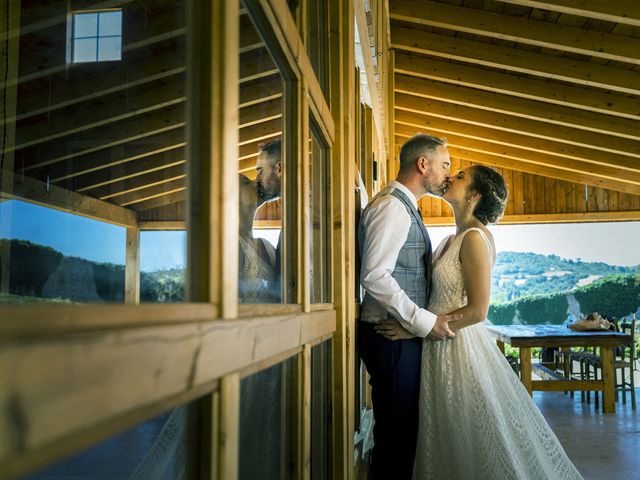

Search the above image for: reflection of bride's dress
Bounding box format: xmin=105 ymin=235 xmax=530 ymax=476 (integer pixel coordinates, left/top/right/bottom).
xmin=415 ymin=228 xmax=583 ymax=480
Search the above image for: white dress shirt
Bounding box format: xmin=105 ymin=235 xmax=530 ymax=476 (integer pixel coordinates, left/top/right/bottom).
xmin=359 ymin=180 xmax=437 ymax=338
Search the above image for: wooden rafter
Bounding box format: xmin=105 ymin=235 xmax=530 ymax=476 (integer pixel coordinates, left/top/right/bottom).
xmin=497 ymin=0 xmax=640 ymax=28
xmin=389 ymin=0 xmax=640 ymax=65
xmin=394 ymin=52 xmax=640 ymax=121
xmin=391 ymin=26 xmax=640 ymax=95
xmin=394 ymin=114 xmax=639 ymax=174
xmin=395 ymin=74 xmax=640 ymax=142
xmin=394 ymin=93 xmax=640 ymax=160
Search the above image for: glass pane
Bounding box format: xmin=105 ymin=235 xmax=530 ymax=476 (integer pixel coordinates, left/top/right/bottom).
xmin=140 ymin=231 xmax=186 ymax=303
xmin=311 ymin=340 xmax=332 ymax=479
xmin=98 ymin=11 xmax=122 ymax=37
xmin=306 ymin=0 xmax=328 ymax=95
xmin=309 ymin=120 xmax=331 ymax=303
xmin=73 ymin=37 xmax=97 ymax=63
xmin=74 ymin=13 xmax=98 ymax=38
xmin=23 ymin=402 xmax=201 ymax=480
xmin=97 ymin=36 xmax=122 ymax=61
xmin=1 ymin=2 xmax=189 ymax=304
xmin=238 ymin=2 xmax=286 ymax=304
xmin=239 ymin=358 xmax=296 ymax=480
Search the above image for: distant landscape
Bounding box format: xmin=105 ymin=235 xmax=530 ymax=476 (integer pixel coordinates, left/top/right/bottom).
xmin=1 ymin=240 xmax=638 ymax=323
xmin=489 ymin=251 xmax=639 ymax=325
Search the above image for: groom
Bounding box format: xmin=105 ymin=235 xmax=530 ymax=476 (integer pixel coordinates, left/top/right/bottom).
xmin=358 ymin=133 xmax=461 ymax=479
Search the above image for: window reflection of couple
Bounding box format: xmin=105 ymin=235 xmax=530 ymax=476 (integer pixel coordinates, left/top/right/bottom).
xmin=238 ymin=139 xmax=282 ymax=303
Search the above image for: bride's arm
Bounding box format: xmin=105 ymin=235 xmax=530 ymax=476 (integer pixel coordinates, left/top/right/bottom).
xmin=448 ymin=230 xmax=492 ymax=332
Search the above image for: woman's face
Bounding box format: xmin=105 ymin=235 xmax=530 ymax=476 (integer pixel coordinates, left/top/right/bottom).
xmin=442 ymin=167 xmax=475 ymax=206
xmin=238 ymin=174 xmax=262 ymax=213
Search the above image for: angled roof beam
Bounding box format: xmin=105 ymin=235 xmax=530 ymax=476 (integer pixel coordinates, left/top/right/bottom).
xmin=394 ymin=133 xmax=640 ymax=195
xmin=390 ymin=0 xmax=640 ymax=65
xmin=394 ymin=112 xmax=640 ymax=174
xmin=395 ymin=74 xmax=640 ymax=141
xmin=394 ymin=52 xmax=640 ymax=121
xmin=391 ymin=26 xmax=640 ymax=95
xmin=497 ymin=0 xmax=640 ymax=28
xmin=394 ymin=93 xmax=640 ymax=159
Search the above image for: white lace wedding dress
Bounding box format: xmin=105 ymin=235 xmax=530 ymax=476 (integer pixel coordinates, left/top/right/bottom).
xmin=414 ymin=228 xmax=583 ymax=480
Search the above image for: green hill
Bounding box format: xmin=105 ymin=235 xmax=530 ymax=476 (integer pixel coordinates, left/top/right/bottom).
xmin=489 ymin=274 xmax=640 ymax=325
xmin=492 ymin=252 xmax=637 ymax=303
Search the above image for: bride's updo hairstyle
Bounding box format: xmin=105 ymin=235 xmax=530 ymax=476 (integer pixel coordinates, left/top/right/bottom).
xmin=469 ymin=165 xmax=508 ymax=225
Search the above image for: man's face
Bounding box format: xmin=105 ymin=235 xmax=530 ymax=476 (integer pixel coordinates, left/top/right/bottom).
xmin=256 ymin=152 xmax=282 ymax=201
xmin=422 ymin=145 xmax=451 ymax=196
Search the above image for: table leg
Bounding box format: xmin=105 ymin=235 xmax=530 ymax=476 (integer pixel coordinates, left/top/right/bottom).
xmin=496 ymin=340 xmax=505 ymax=354
xmin=520 ymin=347 xmax=532 ymax=396
xmin=601 ymin=346 xmax=615 ymax=414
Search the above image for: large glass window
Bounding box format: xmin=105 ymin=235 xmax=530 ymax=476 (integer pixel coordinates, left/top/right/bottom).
xmin=309 ymin=119 xmax=331 ymax=303
xmin=0 ymin=0 xmax=188 ymax=305
xmin=239 ymin=358 xmax=296 ymax=480
xmin=238 ymin=1 xmax=287 ymax=305
xmin=23 ymin=401 xmax=201 ymax=480
xmin=311 ymin=340 xmax=332 ymax=479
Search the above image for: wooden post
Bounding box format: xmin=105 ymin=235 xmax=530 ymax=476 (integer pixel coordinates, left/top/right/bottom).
xmin=0 ymin=0 xmax=21 ymax=297
xmin=496 ymin=340 xmax=505 ymax=355
xmin=296 ymin=344 xmax=312 ymax=479
xmin=601 ymin=346 xmax=615 ymax=413
xmin=329 ymin=0 xmax=356 ymax=477
xmin=520 ymin=347 xmax=533 ymax=395
xmin=218 ymin=374 xmax=240 ymax=479
xmin=125 ymin=227 xmax=140 ymax=304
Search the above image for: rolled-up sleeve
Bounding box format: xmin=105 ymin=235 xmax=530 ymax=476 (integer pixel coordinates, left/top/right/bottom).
xmin=360 ymin=196 xmax=437 ymax=337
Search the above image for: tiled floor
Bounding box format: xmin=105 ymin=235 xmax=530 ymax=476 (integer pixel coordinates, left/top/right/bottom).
xmin=535 ymin=388 xmax=640 ymax=480
xmin=357 ymin=388 xmax=640 ymax=479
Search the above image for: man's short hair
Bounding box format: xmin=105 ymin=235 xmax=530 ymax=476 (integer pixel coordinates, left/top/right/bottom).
xmin=398 ymin=133 xmax=447 ymax=172
xmin=258 ymin=138 xmax=281 ymax=166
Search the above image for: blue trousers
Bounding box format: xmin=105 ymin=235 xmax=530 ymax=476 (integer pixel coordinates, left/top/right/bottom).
xmin=358 ymin=321 xmax=423 ymax=480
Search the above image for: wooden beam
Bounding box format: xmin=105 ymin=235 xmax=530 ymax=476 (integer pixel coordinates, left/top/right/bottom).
xmin=394 ymin=112 xmax=640 ymax=173
xmin=394 ymin=94 xmax=640 ymax=160
xmin=396 ymin=74 xmax=640 ymax=142
xmin=238 ymin=98 xmax=282 ymax=128
xmin=239 ymin=49 xmax=278 ymax=84
xmin=498 ymin=0 xmax=640 ymax=28
xmin=7 ymin=175 xmax=137 ymax=227
xmin=0 ymin=309 xmax=336 ymax=478
xmin=398 ymin=124 xmax=640 ymax=188
xmin=97 ymin=165 xmax=186 ymax=201
xmin=389 ymin=0 xmax=640 ymax=65
xmin=394 ymin=52 xmax=640 ymax=121
xmin=132 ymin=189 xmax=185 ymax=211
xmin=391 ymin=26 xmax=640 ymax=96
xmin=394 ymin=134 xmax=640 ymax=194
xmin=218 ymin=374 xmax=239 ymax=480
xmin=117 ymin=178 xmax=186 ymax=207
xmin=125 ymin=227 xmax=140 ymax=304
xmin=50 ymin=134 xmax=185 ymax=185
xmin=239 ymin=75 xmax=282 ymax=108
xmin=74 ymin=148 xmax=185 ymax=193
xmin=5 ymin=27 xmax=186 ymax=91
xmin=11 ymin=82 xmax=185 ymax=154
xmin=239 ymin=117 xmax=282 ymax=145
xmin=22 ymin=113 xmax=185 ymax=173
xmin=138 ymin=220 xmax=185 ymax=230
xmin=8 ymin=49 xmax=185 ymax=125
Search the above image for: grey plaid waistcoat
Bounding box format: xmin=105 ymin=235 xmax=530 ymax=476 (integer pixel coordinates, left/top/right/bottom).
xmin=360 ymin=188 xmax=432 ymax=323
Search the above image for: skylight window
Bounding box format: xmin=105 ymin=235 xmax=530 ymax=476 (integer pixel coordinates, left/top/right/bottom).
xmin=72 ymin=10 xmax=122 ymax=63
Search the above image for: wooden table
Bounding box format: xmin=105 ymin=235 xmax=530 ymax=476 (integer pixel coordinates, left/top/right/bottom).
xmin=486 ymin=325 xmax=633 ymax=413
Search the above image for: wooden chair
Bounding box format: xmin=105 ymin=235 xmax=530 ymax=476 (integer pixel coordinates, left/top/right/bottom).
xmin=586 ymin=317 xmax=636 ymax=410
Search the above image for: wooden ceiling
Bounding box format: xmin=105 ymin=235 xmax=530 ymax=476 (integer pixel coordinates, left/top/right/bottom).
xmin=389 ymin=0 xmax=640 ymax=197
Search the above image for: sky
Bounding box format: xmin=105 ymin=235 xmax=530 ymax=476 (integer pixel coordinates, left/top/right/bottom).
xmin=1 ymin=199 xmax=639 ymax=270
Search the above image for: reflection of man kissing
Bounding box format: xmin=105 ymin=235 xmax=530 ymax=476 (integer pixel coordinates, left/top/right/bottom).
xmin=238 ymin=174 xmax=278 ymax=303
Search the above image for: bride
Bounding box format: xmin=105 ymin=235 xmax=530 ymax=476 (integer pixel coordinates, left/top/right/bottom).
xmin=376 ymin=165 xmax=583 ymax=480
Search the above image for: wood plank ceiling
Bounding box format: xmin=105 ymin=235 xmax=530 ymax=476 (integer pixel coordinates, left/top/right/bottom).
xmin=389 ymin=0 xmax=640 ymax=216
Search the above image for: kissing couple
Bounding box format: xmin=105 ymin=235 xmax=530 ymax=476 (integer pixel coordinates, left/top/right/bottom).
xmin=358 ymin=133 xmax=583 ymax=479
